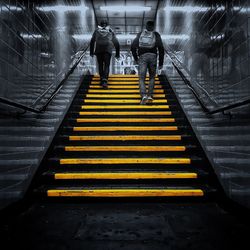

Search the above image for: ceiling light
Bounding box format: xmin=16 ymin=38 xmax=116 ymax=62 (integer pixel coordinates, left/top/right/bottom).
xmin=164 ymin=6 xmax=209 ymax=13
xmin=1 ymin=5 xmax=22 ymax=11
xmin=116 ymin=34 xmax=137 ymax=39
xmin=100 ymin=6 xmax=151 ymax=12
xmin=21 ymin=33 xmax=43 ymax=39
xmin=161 ymin=34 xmax=190 ymax=40
xmin=73 ymin=34 xmax=92 ymax=40
xmin=36 ymin=5 xmax=88 ymax=12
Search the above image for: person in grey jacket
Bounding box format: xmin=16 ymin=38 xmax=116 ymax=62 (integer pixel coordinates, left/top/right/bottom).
xmin=90 ymin=20 xmax=120 ymax=88
xmin=131 ymin=21 xmax=164 ymax=104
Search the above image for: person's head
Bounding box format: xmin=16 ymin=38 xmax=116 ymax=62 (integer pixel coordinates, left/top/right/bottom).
xmin=100 ymin=20 xmax=108 ymax=28
xmin=146 ymin=21 xmax=155 ymax=31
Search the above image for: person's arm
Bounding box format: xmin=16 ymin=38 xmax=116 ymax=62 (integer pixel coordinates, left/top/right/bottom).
xmin=156 ymin=32 xmax=164 ymax=67
xmin=90 ymin=30 xmax=96 ymax=56
xmin=131 ymin=33 xmax=140 ymax=63
xmin=112 ymin=31 xmax=120 ymax=58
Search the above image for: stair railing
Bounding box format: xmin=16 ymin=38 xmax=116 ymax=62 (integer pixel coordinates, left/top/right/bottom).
xmin=0 ymin=44 xmax=90 ymax=114
xmin=164 ymin=46 xmax=250 ymax=114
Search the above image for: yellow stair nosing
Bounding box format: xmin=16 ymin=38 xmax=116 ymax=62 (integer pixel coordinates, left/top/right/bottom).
xmin=59 ymin=158 xmax=191 ymax=165
xmin=76 ymin=118 xmax=175 ymax=123
xmin=81 ymin=105 xmax=170 ymax=109
xmin=88 ymin=85 xmax=163 ymax=89
xmin=87 ymin=89 xmax=165 ymax=93
xmin=73 ymin=126 xmax=178 ymax=131
xmin=65 ymin=145 xmax=186 ymax=152
xmin=83 ymin=99 xmax=167 ymax=104
xmin=85 ymin=94 xmax=165 ymax=98
xmin=54 ymin=172 xmax=197 ymax=180
xmin=69 ymin=135 xmax=182 ymax=141
xmin=78 ymin=111 xmax=172 ymax=115
xmin=90 ymin=82 xmax=161 ymax=85
xmin=47 ymin=189 xmax=204 ymax=197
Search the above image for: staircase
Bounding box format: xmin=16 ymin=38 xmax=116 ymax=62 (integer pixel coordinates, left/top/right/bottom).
xmin=32 ymin=75 xmax=219 ymax=199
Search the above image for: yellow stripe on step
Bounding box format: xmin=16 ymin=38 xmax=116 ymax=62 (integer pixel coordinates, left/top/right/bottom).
xmin=92 ymin=77 xmax=159 ymax=80
xmin=81 ymin=105 xmax=169 ymax=109
xmin=90 ymin=81 xmax=161 ymax=85
xmin=73 ymin=126 xmax=178 ymax=131
xmin=47 ymin=189 xmax=203 ymax=197
xmin=54 ymin=172 xmax=196 ymax=180
xmin=76 ymin=118 xmax=175 ymax=123
xmin=84 ymin=99 xmax=167 ymax=104
xmin=79 ymin=111 xmax=172 ymax=115
xmin=88 ymin=85 xmax=162 ymax=89
xmin=65 ymin=146 xmax=186 ymax=152
xmin=69 ymin=135 xmax=181 ymax=141
xmin=60 ymin=158 xmax=191 ymax=164
xmin=87 ymin=89 xmax=165 ymax=93
xmin=85 ymin=94 xmax=165 ymax=98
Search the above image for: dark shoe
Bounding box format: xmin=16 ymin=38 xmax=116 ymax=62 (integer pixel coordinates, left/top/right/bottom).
xmin=102 ymin=79 xmax=108 ymax=89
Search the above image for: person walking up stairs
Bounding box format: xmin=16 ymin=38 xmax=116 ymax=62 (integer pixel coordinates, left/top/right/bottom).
xmin=131 ymin=21 xmax=164 ymax=104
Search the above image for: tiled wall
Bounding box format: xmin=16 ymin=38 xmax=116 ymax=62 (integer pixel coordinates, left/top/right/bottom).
xmin=0 ymin=0 xmax=94 ymax=109
xmin=158 ymin=0 xmax=250 ymax=110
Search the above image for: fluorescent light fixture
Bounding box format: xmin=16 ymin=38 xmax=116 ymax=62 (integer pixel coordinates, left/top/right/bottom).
xmin=116 ymin=34 xmax=137 ymax=39
xmin=234 ymin=7 xmax=250 ymax=13
xmin=73 ymin=34 xmax=92 ymax=40
xmin=164 ymin=5 xmax=226 ymax=13
xmin=164 ymin=6 xmax=209 ymax=13
xmin=1 ymin=5 xmax=22 ymax=11
xmin=211 ymin=34 xmax=225 ymax=40
xmin=161 ymin=34 xmax=190 ymax=40
xmin=21 ymin=33 xmax=43 ymax=39
xmin=100 ymin=6 xmax=151 ymax=12
xmin=36 ymin=5 xmax=88 ymax=12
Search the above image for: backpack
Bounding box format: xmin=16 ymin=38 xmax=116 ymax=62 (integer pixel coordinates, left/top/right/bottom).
xmin=139 ymin=30 xmax=156 ymax=49
xmin=95 ymin=27 xmax=113 ymax=46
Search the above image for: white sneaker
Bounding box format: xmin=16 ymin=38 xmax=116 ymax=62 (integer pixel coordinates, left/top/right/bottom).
xmin=140 ymin=95 xmax=147 ymax=105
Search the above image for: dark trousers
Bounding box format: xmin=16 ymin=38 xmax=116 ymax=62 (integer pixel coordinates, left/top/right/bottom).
xmin=96 ymin=53 xmax=111 ymax=80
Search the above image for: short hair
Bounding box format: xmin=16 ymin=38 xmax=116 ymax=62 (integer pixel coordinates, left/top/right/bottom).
xmin=146 ymin=21 xmax=155 ymax=27
xmin=100 ymin=19 xmax=108 ymax=26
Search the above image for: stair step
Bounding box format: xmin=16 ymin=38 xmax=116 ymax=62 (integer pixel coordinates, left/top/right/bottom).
xmin=52 ymin=172 xmax=198 ymax=180
xmin=85 ymin=94 xmax=165 ymax=98
xmin=71 ymin=126 xmax=178 ymax=131
xmin=89 ymin=81 xmax=161 ymax=85
xmin=75 ymin=118 xmax=175 ymax=123
xmin=88 ymin=85 xmax=163 ymax=89
xmin=78 ymin=111 xmax=172 ymax=116
xmin=63 ymin=145 xmax=187 ymax=152
xmin=81 ymin=104 xmax=170 ymax=109
xmin=83 ymin=99 xmax=168 ymax=104
xmin=58 ymin=158 xmax=192 ymax=165
xmin=46 ymin=188 xmax=204 ymax=197
xmin=85 ymin=89 xmax=165 ymax=93
xmin=67 ymin=135 xmax=182 ymax=141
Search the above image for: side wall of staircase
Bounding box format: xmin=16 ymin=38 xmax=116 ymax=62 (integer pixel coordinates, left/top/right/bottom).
xmin=0 ymin=72 xmax=90 ymax=210
xmin=167 ymin=74 xmax=250 ymax=208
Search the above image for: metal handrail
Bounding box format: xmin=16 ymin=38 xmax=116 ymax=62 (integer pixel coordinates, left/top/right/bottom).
xmin=164 ymin=46 xmax=250 ymax=114
xmin=0 ymin=44 xmax=90 ymax=113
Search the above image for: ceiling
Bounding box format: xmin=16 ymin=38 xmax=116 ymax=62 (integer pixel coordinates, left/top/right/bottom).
xmin=20 ymin=0 xmax=230 ymax=38
xmin=87 ymin=0 xmax=160 ymax=34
